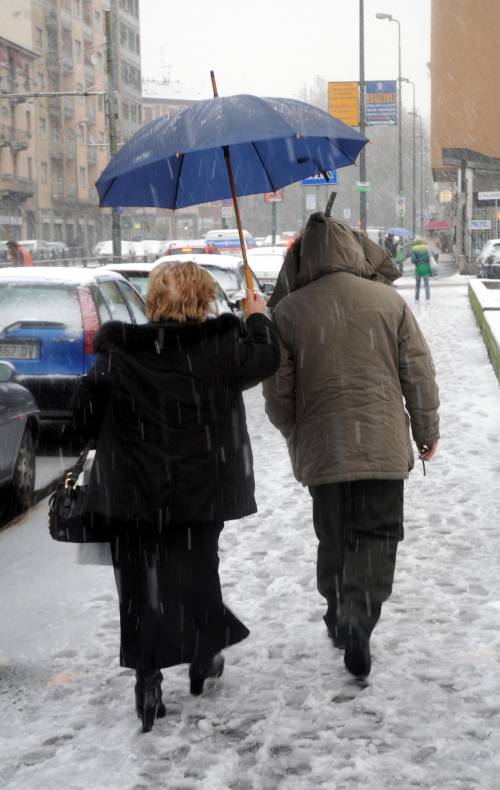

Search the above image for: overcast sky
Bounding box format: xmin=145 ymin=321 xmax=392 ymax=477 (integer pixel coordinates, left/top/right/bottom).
xmin=140 ymin=0 xmax=430 ymax=113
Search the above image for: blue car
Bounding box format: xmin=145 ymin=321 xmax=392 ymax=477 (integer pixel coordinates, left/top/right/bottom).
xmin=0 ymin=267 xmax=148 ymax=421
xmin=0 ymin=360 xmax=39 ymax=513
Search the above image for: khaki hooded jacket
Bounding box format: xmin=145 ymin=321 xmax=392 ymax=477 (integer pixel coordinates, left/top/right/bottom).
xmin=263 ymin=213 xmax=440 ymax=486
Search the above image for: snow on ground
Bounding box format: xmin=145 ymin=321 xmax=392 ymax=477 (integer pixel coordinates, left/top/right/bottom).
xmin=1 ymin=284 xmax=499 ymax=790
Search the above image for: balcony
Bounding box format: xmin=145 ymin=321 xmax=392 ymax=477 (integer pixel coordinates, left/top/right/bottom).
xmin=0 ymin=126 xmax=32 ymax=152
xmin=48 ymin=97 xmax=61 ymax=119
xmin=0 ymin=174 xmax=36 ymax=202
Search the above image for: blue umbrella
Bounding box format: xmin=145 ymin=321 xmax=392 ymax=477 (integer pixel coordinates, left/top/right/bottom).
xmin=96 ymin=73 xmax=368 ymax=286
xmin=385 ymin=227 xmax=413 ymax=237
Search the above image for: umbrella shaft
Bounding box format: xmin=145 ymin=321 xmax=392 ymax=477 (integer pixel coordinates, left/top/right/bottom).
xmin=223 ymin=146 xmax=253 ymax=290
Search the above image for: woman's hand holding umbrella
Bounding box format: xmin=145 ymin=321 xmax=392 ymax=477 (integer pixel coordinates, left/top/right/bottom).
xmin=242 ymin=290 xmax=267 ymax=317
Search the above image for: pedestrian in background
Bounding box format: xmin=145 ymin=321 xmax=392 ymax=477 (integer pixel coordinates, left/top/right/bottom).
xmin=6 ymin=240 xmax=32 ymax=267
xmin=264 ymin=213 xmax=439 ymax=680
xmin=72 ymin=261 xmax=280 ymax=732
xmin=411 ymin=236 xmax=432 ymax=301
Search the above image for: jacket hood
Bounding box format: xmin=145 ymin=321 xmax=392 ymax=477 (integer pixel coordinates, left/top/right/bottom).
xmin=298 ymin=212 xmax=373 ymax=285
xmin=267 ymin=213 xmax=400 ymax=309
xmin=94 ymin=313 xmax=241 ymax=354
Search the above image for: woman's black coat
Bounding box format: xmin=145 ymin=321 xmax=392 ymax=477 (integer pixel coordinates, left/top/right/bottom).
xmin=72 ymin=313 xmax=280 ymax=529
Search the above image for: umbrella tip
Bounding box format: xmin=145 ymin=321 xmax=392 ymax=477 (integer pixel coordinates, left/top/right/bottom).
xmin=325 ymin=191 xmax=337 ymax=217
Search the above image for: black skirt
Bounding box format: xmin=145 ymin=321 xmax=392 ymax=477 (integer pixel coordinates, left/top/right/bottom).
xmin=110 ymin=521 xmax=249 ymax=671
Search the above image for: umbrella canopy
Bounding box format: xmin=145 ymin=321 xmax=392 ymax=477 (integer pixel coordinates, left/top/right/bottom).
xmin=385 ymin=226 xmax=413 ymax=237
xmin=96 ymin=94 xmax=368 ymax=210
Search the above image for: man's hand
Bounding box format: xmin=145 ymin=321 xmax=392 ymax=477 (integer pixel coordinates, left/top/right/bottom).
xmin=242 ymin=290 xmax=267 ymax=317
xmin=418 ymin=440 xmax=438 ymax=462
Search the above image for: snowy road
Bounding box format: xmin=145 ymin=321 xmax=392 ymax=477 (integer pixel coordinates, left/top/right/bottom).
xmin=1 ymin=283 xmax=499 ymax=790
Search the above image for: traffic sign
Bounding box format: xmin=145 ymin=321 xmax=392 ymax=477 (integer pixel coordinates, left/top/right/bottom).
xmin=302 ymin=171 xmax=337 ymax=186
xmin=356 ymin=181 xmax=370 ymax=192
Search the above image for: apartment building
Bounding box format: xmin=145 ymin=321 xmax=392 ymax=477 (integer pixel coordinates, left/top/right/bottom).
xmin=0 ymin=0 xmax=142 ymax=252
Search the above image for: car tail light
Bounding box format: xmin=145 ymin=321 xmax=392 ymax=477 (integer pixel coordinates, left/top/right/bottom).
xmin=181 ymin=247 xmax=194 ymax=253
xmin=77 ymin=286 xmax=100 ymax=354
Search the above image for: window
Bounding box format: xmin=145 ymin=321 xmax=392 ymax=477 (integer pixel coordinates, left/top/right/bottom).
xmin=76 ymin=82 xmax=83 ymax=104
xmin=98 ymin=131 xmax=105 ymax=144
xmin=37 ymin=72 xmax=45 ymax=90
xmin=122 ymin=102 xmax=129 ymax=120
xmin=118 ymin=281 xmax=147 ymax=323
xmin=74 ymin=0 xmax=81 ymax=17
xmin=27 ymin=157 xmax=33 ymax=180
xmin=75 ymin=40 xmax=82 ymax=61
xmin=79 ymin=166 xmax=87 ymax=187
xmin=40 ymin=162 xmax=48 ymax=184
xmin=35 ymin=28 xmax=43 ymax=47
xmin=97 ymin=280 xmax=132 ymax=321
xmin=25 ymin=110 xmax=31 ymax=131
xmin=39 ymin=117 xmax=47 ymax=137
xmin=77 ymin=124 xmax=84 ymax=143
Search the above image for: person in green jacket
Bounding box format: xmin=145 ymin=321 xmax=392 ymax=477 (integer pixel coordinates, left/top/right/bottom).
xmin=411 ymin=237 xmax=432 ymax=301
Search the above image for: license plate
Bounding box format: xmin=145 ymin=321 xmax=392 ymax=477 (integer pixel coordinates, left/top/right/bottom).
xmin=0 ymin=341 xmax=39 ymax=360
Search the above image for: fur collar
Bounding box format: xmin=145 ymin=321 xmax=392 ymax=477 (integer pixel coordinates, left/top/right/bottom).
xmin=94 ymin=313 xmax=241 ymax=353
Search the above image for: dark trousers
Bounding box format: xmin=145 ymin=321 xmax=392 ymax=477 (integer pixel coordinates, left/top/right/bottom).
xmin=309 ymin=480 xmax=404 ymax=637
xmin=110 ymin=522 xmax=249 ymax=671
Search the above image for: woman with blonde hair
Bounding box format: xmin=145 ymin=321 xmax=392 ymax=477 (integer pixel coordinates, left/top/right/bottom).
xmin=72 ymin=261 xmax=279 ymax=732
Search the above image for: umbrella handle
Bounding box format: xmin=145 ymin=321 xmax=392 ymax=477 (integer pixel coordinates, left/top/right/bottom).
xmin=210 ymin=71 xmax=253 ymax=291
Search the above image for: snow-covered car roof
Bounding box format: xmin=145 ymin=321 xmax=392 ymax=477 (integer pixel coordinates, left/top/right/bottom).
xmin=0 ymin=266 xmax=128 ymax=285
xmin=247 ymin=246 xmax=287 ymax=258
xmin=154 ymin=253 xmax=242 ymax=270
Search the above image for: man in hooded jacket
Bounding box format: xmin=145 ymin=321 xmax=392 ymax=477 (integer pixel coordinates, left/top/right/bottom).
xmin=263 ymin=213 xmax=439 ymax=679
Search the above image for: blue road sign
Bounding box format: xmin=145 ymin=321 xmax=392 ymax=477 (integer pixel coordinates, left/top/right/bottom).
xmin=301 ymin=171 xmax=337 ymax=186
xmin=365 ymin=81 xmax=397 ymax=126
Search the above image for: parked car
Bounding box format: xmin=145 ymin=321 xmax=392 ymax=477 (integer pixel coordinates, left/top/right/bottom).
xmin=45 ymin=241 xmax=70 ymax=260
xmin=204 ymin=228 xmax=257 ymax=254
xmin=476 ymin=239 xmax=500 ymax=278
xmin=93 ymin=240 xmax=140 ymax=261
xmin=153 ymin=253 xmax=267 ymax=306
xmin=0 ymin=267 xmax=147 ymax=421
xmin=100 ymin=259 xmax=236 ymax=314
xmin=134 ymin=239 xmax=167 ymax=259
xmin=244 ymin=248 xmax=285 ymax=292
xmin=0 ymin=360 xmax=39 ymax=513
xmin=161 ymin=239 xmax=220 ymax=257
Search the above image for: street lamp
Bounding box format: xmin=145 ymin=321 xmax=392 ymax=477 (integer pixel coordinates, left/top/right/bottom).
xmin=376 ymin=12 xmax=403 ymax=208
xmin=401 ymin=77 xmax=416 ymax=235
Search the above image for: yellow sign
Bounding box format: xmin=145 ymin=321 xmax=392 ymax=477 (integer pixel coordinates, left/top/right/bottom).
xmin=327 ymin=82 xmax=359 ymax=127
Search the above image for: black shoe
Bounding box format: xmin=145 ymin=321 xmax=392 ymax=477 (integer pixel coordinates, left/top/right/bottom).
xmin=327 ymin=624 xmax=348 ymax=650
xmin=135 ymin=670 xmax=166 ymax=732
xmin=189 ymin=653 xmax=225 ymax=696
xmin=344 ymin=627 xmax=371 ymax=679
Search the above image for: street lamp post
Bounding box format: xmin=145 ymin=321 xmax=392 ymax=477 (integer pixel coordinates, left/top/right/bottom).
xmin=401 ymin=77 xmax=416 ymax=235
xmin=376 ymin=12 xmax=403 ymax=214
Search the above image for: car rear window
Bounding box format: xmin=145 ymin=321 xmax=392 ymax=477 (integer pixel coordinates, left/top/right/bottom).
xmin=0 ymin=284 xmax=82 ymax=333
xmin=207 ymin=267 xmax=241 ymax=292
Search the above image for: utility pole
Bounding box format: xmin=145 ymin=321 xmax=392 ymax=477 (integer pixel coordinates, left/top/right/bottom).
xmin=105 ymin=9 xmax=121 ymax=259
xmin=402 ymin=77 xmax=416 ymax=235
xmin=359 ymin=0 xmax=367 ymax=230
xmin=271 ymin=201 xmax=277 ymax=244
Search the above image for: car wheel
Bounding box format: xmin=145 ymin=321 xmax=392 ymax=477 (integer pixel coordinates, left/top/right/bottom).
xmin=11 ymin=429 xmax=36 ymax=511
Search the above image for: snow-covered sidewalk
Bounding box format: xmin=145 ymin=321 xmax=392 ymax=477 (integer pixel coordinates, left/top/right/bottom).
xmin=1 ymin=284 xmax=499 ymax=790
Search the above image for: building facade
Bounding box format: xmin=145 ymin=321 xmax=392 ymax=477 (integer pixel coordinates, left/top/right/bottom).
xmin=431 ymin=0 xmax=500 ymax=266
xmin=0 ymin=0 xmax=142 ymax=253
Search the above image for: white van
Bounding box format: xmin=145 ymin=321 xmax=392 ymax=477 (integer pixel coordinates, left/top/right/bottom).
xmin=205 ymin=228 xmax=257 ymax=254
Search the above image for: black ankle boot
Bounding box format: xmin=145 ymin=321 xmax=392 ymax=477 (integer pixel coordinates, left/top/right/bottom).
xmin=344 ymin=627 xmax=371 ymax=679
xmin=135 ymin=670 xmax=166 ymax=732
xmin=189 ymin=653 xmax=225 ymax=696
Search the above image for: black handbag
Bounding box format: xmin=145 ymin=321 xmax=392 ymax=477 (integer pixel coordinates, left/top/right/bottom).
xmin=48 ymin=442 xmax=112 ymax=543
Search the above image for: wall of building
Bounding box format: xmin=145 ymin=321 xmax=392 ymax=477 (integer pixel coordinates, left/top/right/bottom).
xmin=431 ymin=0 xmax=500 ymax=170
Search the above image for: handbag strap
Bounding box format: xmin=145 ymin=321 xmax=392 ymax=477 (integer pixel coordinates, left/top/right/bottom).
xmin=64 ymin=440 xmax=95 ymax=489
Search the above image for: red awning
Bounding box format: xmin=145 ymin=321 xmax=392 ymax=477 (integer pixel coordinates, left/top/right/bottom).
xmin=424 ymin=220 xmax=454 ymax=231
